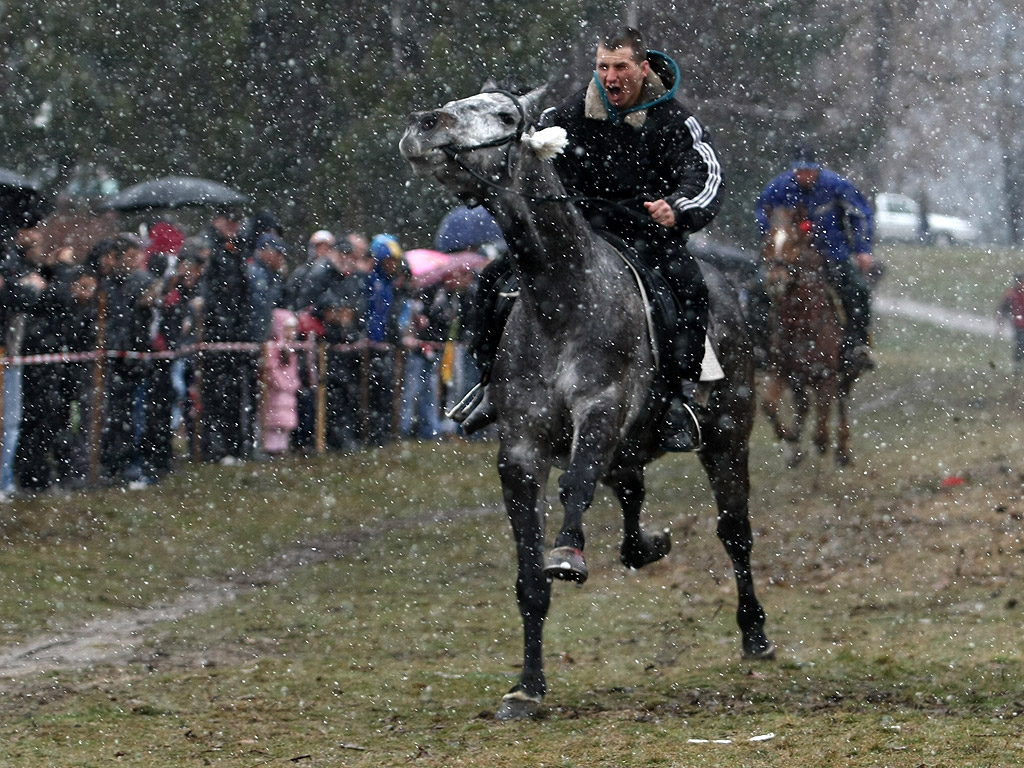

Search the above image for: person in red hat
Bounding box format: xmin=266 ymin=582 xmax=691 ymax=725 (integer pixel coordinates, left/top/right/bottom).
xmin=997 ymin=273 xmax=1024 ymax=376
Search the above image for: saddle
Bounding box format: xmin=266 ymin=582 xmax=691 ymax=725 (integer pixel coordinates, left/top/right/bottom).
xmin=472 ymin=232 xmax=722 ymax=386
xmin=596 ymin=231 xmax=723 ymax=383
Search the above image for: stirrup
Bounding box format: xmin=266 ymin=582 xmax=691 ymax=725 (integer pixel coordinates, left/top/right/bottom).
xmin=662 ymin=400 xmax=703 ymax=453
xmin=446 ymin=381 xmax=486 ymax=424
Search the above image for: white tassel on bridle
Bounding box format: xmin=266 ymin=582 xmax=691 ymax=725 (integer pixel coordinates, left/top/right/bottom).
xmin=521 ymin=126 xmax=569 ymax=160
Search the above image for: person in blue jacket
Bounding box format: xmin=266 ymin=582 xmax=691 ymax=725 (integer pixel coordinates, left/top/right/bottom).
xmin=753 ymin=144 xmax=875 ymax=372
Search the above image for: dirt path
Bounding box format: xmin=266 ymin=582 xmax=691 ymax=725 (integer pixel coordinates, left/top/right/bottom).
xmin=875 ymin=293 xmax=1008 ymax=339
xmin=0 ymin=507 xmax=493 ymax=681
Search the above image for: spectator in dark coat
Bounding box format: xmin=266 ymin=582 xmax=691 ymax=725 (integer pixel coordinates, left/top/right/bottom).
xmin=12 ymin=233 xmax=80 ymax=491
xmin=198 ymin=206 xmax=252 ymax=463
xmin=0 ymin=226 xmax=47 ymax=495
xmin=248 ymin=234 xmax=289 ymax=344
xmin=400 ymin=279 xmax=461 ymax=440
xmin=312 ymin=246 xmax=366 ymax=451
xmin=56 ymin=256 xmax=99 ymax=488
xmin=98 ymin=234 xmax=160 ymax=484
xmin=284 ymin=229 xmax=337 ymax=451
xmin=144 ymin=248 xmax=205 ymax=482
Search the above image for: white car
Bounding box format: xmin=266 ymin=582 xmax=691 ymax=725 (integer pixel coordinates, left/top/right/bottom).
xmin=874 ymin=192 xmax=980 ymax=245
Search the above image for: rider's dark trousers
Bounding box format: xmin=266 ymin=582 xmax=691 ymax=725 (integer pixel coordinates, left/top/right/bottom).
xmin=464 ymin=257 xmax=514 ymax=381
xmin=636 ymin=238 xmax=708 ymax=387
xmin=826 ymin=258 xmax=871 ymax=346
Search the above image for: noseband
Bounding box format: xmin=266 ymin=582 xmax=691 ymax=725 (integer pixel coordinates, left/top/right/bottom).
xmin=440 ymin=88 xmax=528 ymax=187
xmin=445 ymin=88 xmax=527 ymax=151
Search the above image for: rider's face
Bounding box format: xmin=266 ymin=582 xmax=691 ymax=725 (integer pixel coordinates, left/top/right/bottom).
xmin=596 ymin=45 xmax=650 ymax=109
xmin=794 ymin=168 xmax=820 ymax=190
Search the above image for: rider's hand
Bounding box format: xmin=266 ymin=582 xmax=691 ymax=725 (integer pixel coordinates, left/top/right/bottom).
xmin=854 ymin=252 xmax=873 ymax=275
xmin=644 ymin=199 xmax=676 ymax=228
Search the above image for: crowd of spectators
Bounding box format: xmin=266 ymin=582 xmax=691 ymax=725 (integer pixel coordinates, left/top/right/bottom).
xmin=0 ymin=206 xmax=488 ymax=499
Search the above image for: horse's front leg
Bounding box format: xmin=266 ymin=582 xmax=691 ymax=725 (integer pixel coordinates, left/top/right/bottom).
xmin=496 ymin=441 xmax=552 ymax=720
xmin=812 ymin=385 xmax=833 ymax=456
xmin=545 ymin=402 xmax=622 ymax=583
xmin=606 ymin=464 xmax=671 ymax=570
xmin=760 ymin=373 xmax=795 ymax=442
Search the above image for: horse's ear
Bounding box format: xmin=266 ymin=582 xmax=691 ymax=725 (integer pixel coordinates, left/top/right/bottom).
xmin=520 ymin=85 xmax=551 ymax=119
xmin=481 ymin=77 xmax=500 ymax=91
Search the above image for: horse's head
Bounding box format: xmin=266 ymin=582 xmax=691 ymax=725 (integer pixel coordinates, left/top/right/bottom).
xmin=762 ymin=206 xmax=826 ymax=295
xmin=399 ymin=86 xmax=550 ymax=202
xmin=763 ymin=205 xmax=823 ymax=262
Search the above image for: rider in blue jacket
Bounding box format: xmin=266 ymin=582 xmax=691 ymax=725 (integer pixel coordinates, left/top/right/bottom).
xmin=753 ymin=145 xmax=875 ymax=372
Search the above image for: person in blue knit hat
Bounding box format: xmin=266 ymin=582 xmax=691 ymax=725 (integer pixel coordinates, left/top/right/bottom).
xmin=363 ymin=234 xmax=410 ymax=445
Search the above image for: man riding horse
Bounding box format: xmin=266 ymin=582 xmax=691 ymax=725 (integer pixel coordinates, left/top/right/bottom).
xmin=453 ymin=24 xmax=722 ymax=453
xmin=752 ymin=145 xmax=876 ymax=373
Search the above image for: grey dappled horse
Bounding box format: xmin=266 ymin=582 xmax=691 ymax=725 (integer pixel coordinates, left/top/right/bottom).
xmin=400 ymin=86 xmax=773 ymax=720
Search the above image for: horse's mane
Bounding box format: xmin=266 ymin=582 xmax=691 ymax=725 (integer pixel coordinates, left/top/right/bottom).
xmin=479 ymin=78 xmax=538 ymax=97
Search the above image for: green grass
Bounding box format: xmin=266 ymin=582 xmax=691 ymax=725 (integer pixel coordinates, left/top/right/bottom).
xmin=877 ymin=241 xmax=1024 ymax=314
xmin=2 ymin=245 xmax=1024 ymax=766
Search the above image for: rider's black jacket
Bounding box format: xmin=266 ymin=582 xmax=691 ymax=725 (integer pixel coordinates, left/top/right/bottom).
xmin=537 ymin=50 xmax=724 ymax=251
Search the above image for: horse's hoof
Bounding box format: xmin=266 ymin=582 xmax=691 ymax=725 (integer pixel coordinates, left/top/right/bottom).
xmin=544 ymin=546 xmax=588 ymax=583
xmin=620 ymin=529 xmax=671 ymax=570
xmin=742 ymin=638 xmax=777 ymax=661
xmin=496 ymin=690 xmax=544 ymax=721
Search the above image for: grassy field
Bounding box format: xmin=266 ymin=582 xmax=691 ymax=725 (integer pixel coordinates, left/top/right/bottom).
xmin=2 ymin=244 xmax=1024 ymax=766
xmin=877 ymin=241 xmax=1024 ymax=315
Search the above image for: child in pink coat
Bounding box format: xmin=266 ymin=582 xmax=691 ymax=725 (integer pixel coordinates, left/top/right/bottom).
xmin=263 ymin=309 xmax=301 ymax=454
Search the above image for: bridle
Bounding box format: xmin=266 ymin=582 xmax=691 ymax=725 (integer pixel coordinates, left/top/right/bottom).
xmin=439 ymin=89 xmax=529 ymax=191
xmin=435 ymin=89 xmax=655 ymax=222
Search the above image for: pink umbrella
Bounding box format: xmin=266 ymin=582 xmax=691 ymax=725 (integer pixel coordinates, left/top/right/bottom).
xmin=405 ymin=248 xmax=489 ymax=288
xmin=404 ymin=248 xmax=452 ymax=276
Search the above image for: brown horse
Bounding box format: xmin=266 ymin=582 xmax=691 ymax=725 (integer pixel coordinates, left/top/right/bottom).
xmin=760 ymin=207 xmax=854 ymax=466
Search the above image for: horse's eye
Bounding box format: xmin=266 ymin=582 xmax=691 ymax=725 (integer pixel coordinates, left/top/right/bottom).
xmin=500 ymin=113 xmax=517 ymax=126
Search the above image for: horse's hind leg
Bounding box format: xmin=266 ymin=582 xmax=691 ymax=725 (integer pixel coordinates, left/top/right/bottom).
xmin=700 ymin=445 xmax=775 ymax=660
xmin=496 ymin=444 xmax=552 ymax=720
xmin=786 ymin=384 xmax=810 ymax=467
xmin=606 ymin=465 xmax=671 ymax=570
xmin=835 ymin=393 xmax=852 ymax=466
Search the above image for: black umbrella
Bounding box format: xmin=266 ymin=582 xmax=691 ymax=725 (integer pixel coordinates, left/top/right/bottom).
xmin=0 ymin=168 xmax=52 ymax=230
xmin=96 ymin=175 xmax=249 ymax=213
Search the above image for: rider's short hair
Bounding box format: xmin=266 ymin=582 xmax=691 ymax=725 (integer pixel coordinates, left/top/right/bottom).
xmin=597 ymin=24 xmax=648 ymax=63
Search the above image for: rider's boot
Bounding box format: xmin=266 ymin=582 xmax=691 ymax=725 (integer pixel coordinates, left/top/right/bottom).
xmin=661 ymin=381 xmax=703 ymax=453
xmin=842 ymin=325 xmax=875 ymax=373
xmin=457 ymin=385 xmax=496 ymax=434
xmin=844 ymin=344 xmax=875 ymax=373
